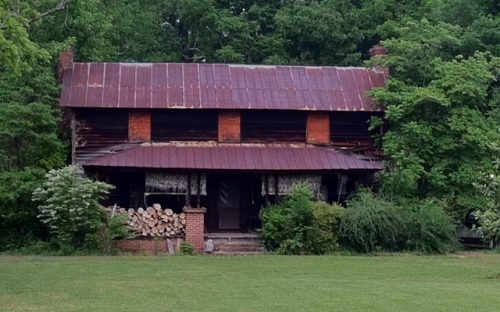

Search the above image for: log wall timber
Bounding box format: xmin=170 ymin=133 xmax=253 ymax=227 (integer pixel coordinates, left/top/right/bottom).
xmin=74 ymin=109 xmax=129 ymax=162
xmin=330 ymin=111 xmax=381 ymax=144
xmin=241 ymin=110 xmax=307 ymax=142
xmin=218 ymin=110 xmax=241 ymax=142
xmin=307 ymin=112 xmax=330 ymax=144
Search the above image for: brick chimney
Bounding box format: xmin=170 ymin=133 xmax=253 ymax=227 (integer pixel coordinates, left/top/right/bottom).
xmin=58 ymin=48 xmax=74 ymax=82
xmin=369 ymin=44 xmax=388 ymax=57
xmin=369 ymin=44 xmax=388 ymax=75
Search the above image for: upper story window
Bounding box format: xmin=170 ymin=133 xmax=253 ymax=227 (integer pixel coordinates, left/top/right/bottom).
xmin=151 ymin=109 xmax=218 ymax=141
xmin=241 ymin=110 xmax=307 ymax=143
xmin=330 ymin=112 xmax=379 ymax=142
xmin=75 ymin=109 xmax=128 ymax=147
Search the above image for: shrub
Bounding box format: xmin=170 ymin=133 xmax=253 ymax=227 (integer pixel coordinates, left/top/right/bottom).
xmin=339 ymin=189 xmax=456 ymax=253
xmin=260 ymin=185 xmax=344 ymax=255
xmin=32 ymin=165 xmax=114 ymax=251
xmin=100 ymin=214 xmax=134 ymax=254
xmin=310 ymin=202 xmax=345 ymax=254
xmin=180 ymin=242 xmax=196 ymax=255
xmin=400 ymin=200 xmax=457 ymax=253
xmin=339 ymin=191 xmax=404 ymax=253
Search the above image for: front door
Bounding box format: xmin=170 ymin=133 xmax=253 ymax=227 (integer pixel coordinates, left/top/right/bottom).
xmin=217 ymin=179 xmax=240 ymax=230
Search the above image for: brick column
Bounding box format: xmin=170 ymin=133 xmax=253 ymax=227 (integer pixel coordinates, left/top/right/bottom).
xmin=307 ymin=112 xmax=330 ymax=144
xmin=218 ymin=110 xmax=241 ymax=143
xmin=183 ymin=207 xmax=207 ymax=252
xmin=129 ymin=110 xmax=151 ymax=141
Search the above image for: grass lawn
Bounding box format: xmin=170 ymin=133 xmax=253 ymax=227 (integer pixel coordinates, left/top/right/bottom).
xmin=0 ymin=253 xmax=499 ymax=311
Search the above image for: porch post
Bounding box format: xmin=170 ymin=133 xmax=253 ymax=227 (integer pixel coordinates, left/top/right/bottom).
xmin=274 ymin=174 xmax=279 ymax=204
xmin=183 ymin=207 xmax=207 ymax=253
xmin=264 ymin=175 xmax=269 ymax=206
xmin=196 ymin=173 xmax=201 ymax=208
xmin=186 ymin=173 xmax=192 ymax=207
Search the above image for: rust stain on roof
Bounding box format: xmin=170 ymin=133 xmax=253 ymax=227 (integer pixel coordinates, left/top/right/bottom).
xmin=60 ymin=63 xmax=386 ymax=111
xmin=83 ymin=143 xmax=383 ymax=171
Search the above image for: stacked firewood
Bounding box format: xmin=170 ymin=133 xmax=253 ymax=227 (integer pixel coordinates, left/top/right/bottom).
xmin=107 ymin=204 xmax=186 ymax=237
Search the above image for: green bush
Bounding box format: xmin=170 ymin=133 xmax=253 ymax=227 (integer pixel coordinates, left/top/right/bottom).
xmin=339 ymin=190 xmax=456 ymax=253
xmin=180 ymin=242 xmax=196 ymax=255
xmin=260 ymin=185 xmax=344 ymax=255
xmin=310 ymin=201 xmax=345 ymax=254
xmin=32 ymin=165 xmax=114 ymax=251
xmin=401 ymin=200 xmax=457 ymax=253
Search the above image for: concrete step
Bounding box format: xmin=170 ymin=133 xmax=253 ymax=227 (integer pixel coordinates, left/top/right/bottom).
xmin=204 ymin=233 xmax=261 ymax=245
xmin=211 ymin=251 xmax=264 ymax=256
xmin=216 ymin=243 xmax=265 ymax=252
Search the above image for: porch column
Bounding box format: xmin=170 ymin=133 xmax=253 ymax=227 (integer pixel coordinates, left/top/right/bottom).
xmin=183 ymin=207 xmax=207 ymax=253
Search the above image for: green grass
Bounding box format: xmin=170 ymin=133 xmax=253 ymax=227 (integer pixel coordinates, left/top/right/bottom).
xmin=0 ymin=253 xmax=499 ymax=311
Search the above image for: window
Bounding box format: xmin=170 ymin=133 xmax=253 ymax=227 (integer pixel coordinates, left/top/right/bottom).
xmin=151 ymin=110 xmax=218 ymax=141
xmin=75 ymin=109 xmax=129 ymax=148
xmin=241 ymin=110 xmax=307 ymax=142
xmin=330 ymin=112 xmax=379 ymax=142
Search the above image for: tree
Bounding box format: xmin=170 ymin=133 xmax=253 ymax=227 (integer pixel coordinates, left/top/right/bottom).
xmin=474 ymin=147 xmax=500 ymax=246
xmin=371 ymin=18 xmax=500 ymax=219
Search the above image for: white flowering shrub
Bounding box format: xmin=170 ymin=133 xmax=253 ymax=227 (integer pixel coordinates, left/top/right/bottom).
xmin=32 ymin=165 xmax=113 ymax=250
xmin=474 ymin=150 xmax=500 ymax=246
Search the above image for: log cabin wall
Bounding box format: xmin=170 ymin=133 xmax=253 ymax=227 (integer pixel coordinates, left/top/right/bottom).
xmin=330 ymin=112 xmax=382 ymax=146
xmin=241 ymin=110 xmax=307 ymax=143
xmin=151 ymin=109 xmax=218 ymax=141
xmin=74 ymin=108 xmax=129 ymax=161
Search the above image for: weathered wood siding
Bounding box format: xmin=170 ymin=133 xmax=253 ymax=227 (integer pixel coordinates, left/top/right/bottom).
xmin=74 ymin=109 xmax=129 ymax=162
xmin=241 ymin=110 xmax=307 ymax=142
xmin=330 ymin=112 xmax=381 ymax=145
xmin=151 ymin=109 xmax=218 ymax=141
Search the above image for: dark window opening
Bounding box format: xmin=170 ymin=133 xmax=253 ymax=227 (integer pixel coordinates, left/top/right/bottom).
xmin=241 ymin=110 xmax=307 ymax=142
xmin=151 ymin=109 xmax=218 ymax=141
xmin=75 ymin=109 xmax=128 ymax=148
xmin=330 ymin=112 xmax=379 ymax=142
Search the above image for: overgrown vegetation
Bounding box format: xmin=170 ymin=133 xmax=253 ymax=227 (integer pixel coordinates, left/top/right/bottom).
xmin=32 ymin=165 xmax=130 ymax=253
xmin=260 ymin=185 xmax=344 ymax=255
xmin=261 ymin=186 xmax=456 ymax=254
xmin=339 ymin=190 xmax=457 ymax=253
xmin=1 ymin=0 xmax=499 ymax=250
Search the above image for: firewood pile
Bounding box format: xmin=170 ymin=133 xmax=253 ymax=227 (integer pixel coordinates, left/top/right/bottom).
xmin=106 ymin=204 xmax=186 ymax=237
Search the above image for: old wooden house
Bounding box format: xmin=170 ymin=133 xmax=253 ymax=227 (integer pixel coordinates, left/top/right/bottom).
xmin=58 ymin=48 xmax=386 ymax=252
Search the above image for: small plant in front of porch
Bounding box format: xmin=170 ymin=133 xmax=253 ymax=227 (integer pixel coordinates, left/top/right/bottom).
xmin=32 ymin=165 xmax=114 ymax=253
xmin=180 ymin=242 xmax=196 ymax=255
xmin=260 ymin=185 xmax=345 ymax=255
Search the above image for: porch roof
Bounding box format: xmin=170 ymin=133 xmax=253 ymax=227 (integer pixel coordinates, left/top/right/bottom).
xmin=83 ymin=143 xmax=383 ymax=171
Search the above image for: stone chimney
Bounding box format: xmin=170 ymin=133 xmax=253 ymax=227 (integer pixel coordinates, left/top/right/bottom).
xmin=58 ymin=48 xmax=74 ymax=82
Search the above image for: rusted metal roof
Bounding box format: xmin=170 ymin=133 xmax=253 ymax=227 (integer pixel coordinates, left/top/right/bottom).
xmin=83 ymin=143 xmax=383 ymax=171
xmin=60 ymin=63 xmax=386 ymax=111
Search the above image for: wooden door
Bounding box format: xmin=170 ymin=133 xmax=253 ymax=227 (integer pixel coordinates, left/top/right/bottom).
xmin=217 ymin=179 xmax=240 ymax=230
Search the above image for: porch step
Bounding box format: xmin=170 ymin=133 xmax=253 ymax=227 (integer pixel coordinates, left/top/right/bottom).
xmin=204 ymin=232 xmax=265 ymax=254
xmin=212 ymin=251 xmax=264 ymax=256
xmin=216 ymin=243 xmax=265 ymax=253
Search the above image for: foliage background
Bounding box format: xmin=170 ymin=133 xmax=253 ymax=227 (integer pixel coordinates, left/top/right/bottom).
xmin=0 ymin=0 xmax=499 ymax=248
